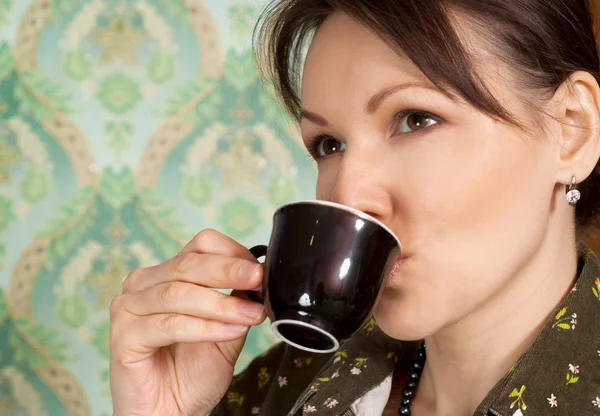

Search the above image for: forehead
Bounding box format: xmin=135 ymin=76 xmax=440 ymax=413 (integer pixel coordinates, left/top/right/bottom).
xmin=301 ymin=12 xmax=519 ymax=115
xmin=301 ymin=13 xmax=429 ymax=103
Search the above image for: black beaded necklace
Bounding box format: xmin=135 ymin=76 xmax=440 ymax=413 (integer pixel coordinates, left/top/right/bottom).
xmin=398 ymin=343 xmax=426 ymax=415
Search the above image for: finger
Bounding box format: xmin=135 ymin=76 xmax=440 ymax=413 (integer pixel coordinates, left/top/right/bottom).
xmin=122 ymin=314 xmax=250 ymax=350
xmin=126 ymin=282 xmax=266 ymax=325
xmin=180 ymin=229 xmax=258 ymax=261
xmin=123 ymin=252 xmax=263 ymax=294
xmin=122 ymin=229 xmax=262 ymax=293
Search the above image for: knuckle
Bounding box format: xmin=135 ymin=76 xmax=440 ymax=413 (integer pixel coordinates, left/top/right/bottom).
xmin=221 ymin=258 xmax=238 ymax=281
xmin=111 ymin=339 xmax=133 ymax=365
xmin=217 ymin=294 xmax=234 ymax=316
xmin=109 ymin=318 xmax=128 ymax=354
xmin=200 ymin=319 xmax=214 ymax=334
xmin=172 ymin=252 xmax=197 ymax=278
xmin=109 ymin=294 xmax=125 ymax=320
xmin=158 ymin=282 xmax=183 ymax=309
xmin=109 ymin=319 xmax=121 ymax=345
xmin=158 ymin=313 xmax=181 ymax=336
xmin=203 ymin=319 xmax=225 ymax=336
xmin=192 ymin=228 xmax=220 ymax=251
xmin=122 ymin=268 xmax=144 ymax=293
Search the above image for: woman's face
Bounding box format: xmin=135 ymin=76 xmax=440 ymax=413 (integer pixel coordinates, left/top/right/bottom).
xmin=300 ymin=13 xmax=568 ymax=339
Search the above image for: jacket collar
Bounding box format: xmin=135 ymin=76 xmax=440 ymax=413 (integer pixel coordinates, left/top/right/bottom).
xmin=288 ymin=319 xmax=405 ymax=415
xmin=480 ymin=246 xmax=600 ymax=416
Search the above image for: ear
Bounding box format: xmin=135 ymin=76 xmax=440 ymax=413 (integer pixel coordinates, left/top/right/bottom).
xmin=552 ymin=71 xmax=600 ymax=185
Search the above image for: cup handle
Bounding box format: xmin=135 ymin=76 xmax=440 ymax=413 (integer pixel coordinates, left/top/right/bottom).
xmin=245 ymin=245 xmax=268 ymax=303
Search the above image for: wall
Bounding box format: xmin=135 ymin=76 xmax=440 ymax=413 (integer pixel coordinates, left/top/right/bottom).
xmin=0 ymin=0 xmax=316 ymax=414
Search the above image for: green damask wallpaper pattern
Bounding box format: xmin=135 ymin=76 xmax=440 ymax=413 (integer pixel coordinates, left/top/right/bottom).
xmin=0 ymin=1 xmax=316 ymax=414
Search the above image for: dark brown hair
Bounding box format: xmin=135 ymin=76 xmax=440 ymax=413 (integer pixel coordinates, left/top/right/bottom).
xmin=254 ymin=0 xmax=600 ymax=234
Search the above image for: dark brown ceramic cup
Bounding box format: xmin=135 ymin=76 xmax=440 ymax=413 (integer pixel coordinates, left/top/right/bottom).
xmin=246 ymin=200 xmax=400 ymax=353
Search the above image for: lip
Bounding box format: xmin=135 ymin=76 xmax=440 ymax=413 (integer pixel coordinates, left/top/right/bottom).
xmin=387 ymin=256 xmax=409 ymax=281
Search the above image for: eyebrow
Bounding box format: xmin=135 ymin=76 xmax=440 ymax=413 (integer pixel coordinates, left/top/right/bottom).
xmin=300 ymin=81 xmax=440 ymax=126
xmin=300 ymin=109 xmax=329 ymax=126
xmin=366 ymin=82 xmax=439 ymax=113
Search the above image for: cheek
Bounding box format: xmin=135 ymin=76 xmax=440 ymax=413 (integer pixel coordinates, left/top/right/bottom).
xmin=395 ymin=121 xmax=556 ymax=248
xmin=375 ymin=122 xmax=558 ymax=338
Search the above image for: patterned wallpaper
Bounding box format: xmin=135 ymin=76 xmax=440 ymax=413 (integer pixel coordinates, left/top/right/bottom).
xmin=0 ymin=1 xmax=316 ymax=415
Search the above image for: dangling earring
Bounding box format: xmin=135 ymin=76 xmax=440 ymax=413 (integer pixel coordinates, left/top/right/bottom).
xmin=566 ymin=175 xmax=581 ymax=206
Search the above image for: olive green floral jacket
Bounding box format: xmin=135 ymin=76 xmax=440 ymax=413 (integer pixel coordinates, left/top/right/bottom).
xmin=212 ymin=246 xmax=600 ymax=416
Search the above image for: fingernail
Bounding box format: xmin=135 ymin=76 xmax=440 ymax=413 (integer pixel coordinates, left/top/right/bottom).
xmin=225 ymin=323 xmax=249 ymax=332
xmin=239 ymin=262 xmax=260 ymax=280
xmin=240 ymin=301 xmax=265 ymax=319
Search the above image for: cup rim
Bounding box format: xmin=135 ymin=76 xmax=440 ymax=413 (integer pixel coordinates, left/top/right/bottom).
xmin=276 ymin=200 xmax=401 ymax=248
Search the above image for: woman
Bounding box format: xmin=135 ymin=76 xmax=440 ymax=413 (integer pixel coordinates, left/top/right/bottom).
xmin=109 ymin=0 xmax=600 ymax=415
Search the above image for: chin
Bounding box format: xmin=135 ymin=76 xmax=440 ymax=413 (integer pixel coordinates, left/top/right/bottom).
xmin=372 ymin=290 xmax=437 ymax=341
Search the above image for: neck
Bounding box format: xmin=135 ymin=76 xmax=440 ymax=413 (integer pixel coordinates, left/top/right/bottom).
xmin=414 ymin=222 xmax=578 ymax=416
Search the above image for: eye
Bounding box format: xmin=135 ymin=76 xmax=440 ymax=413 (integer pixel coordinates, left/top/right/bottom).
xmin=395 ymin=111 xmax=439 ymax=134
xmin=308 ymin=134 xmax=347 ymax=159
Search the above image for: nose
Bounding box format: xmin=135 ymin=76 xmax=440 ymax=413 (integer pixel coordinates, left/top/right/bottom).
xmin=324 ymin=148 xmax=394 ymax=222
